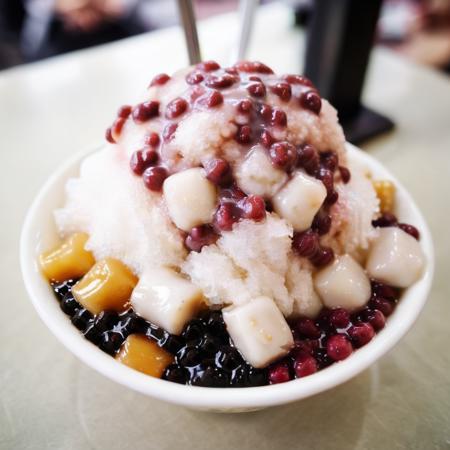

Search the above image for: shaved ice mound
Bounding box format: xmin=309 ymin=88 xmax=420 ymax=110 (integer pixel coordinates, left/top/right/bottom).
xmin=56 ymin=61 xmax=379 ymax=319
xmin=40 ymin=61 xmax=425 ymax=383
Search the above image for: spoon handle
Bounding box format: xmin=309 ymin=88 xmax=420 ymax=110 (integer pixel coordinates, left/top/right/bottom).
xmin=177 ymin=0 xmax=202 ymax=65
xmin=232 ymin=0 xmax=259 ymax=63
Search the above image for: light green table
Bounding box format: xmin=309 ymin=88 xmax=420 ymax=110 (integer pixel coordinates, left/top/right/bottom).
xmin=1 ymin=4 xmax=449 ymax=449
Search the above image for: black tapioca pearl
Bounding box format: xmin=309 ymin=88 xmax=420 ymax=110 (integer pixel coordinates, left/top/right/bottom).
xmin=51 ymin=278 xmax=78 ymax=301
xmin=159 ymin=334 xmax=184 ymax=354
xmin=163 ymin=364 xmax=188 ymax=384
xmin=199 ymin=334 xmax=219 ymax=356
xmin=215 ymin=347 xmax=243 ymax=372
xmin=176 ymin=346 xmax=203 ymax=367
xmin=247 ymin=367 xmax=268 ymax=386
xmin=181 ymin=320 xmax=205 ymax=344
xmin=99 ymin=330 xmax=125 ymax=355
xmin=60 ymin=293 xmax=81 ymax=317
xmin=71 ymin=308 xmax=93 ymax=331
xmin=146 ymin=324 xmax=166 ymax=342
xmin=191 ymin=366 xmax=229 ymax=387
xmin=83 ymin=323 xmax=102 ymax=345
xmin=230 ymin=366 xmax=248 ymax=387
xmin=93 ymin=310 xmax=119 ymax=333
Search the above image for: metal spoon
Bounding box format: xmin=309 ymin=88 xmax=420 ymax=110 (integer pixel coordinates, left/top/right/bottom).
xmin=176 ymin=0 xmax=202 ymax=64
xmin=232 ymin=0 xmax=259 ymax=64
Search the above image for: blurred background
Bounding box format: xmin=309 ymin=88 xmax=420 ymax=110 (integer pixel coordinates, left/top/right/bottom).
xmin=1 ymin=0 xmax=449 ymax=74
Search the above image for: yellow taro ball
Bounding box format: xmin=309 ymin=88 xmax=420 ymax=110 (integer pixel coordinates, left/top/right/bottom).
xmin=373 ymin=180 xmax=396 ymax=214
xmin=72 ymin=258 xmax=138 ymax=314
xmin=116 ymin=334 xmax=174 ymax=378
xmin=39 ymin=233 xmax=95 ymax=282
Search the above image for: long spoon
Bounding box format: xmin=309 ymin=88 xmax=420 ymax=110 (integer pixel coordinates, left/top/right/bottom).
xmin=232 ymin=0 xmax=259 ymax=63
xmin=177 ymin=0 xmax=202 ymax=64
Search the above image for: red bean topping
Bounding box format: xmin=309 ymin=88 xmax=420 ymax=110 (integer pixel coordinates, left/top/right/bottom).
xmin=260 ymin=129 xmax=275 ymax=147
xmin=271 ymin=108 xmax=287 ymax=127
xmin=293 ymin=354 xmax=318 ymax=378
xmin=297 ymin=144 xmax=320 ymax=175
xmin=149 ymin=73 xmax=170 ymax=87
xmin=326 ymin=334 xmax=353 ymax=361
xmin=143 ymin=166 xmax=168 ymax=192
xmin=130 ymin=150 xmax=145 ymax=175
xmin=329 ymin=308 xmax=350 ymax=328
xmin=259 ymin=103 xmax=273 ymax=122
xmin=299 ymin=90 xmax=322 ymax=114
xmin=268 ymin=362 xmax=292 ymax=384
xmin=292 ymin=230 xmax=320 ymax=258
xmin=165 ymin=97 xmax=188 ymax=119
xmin=348 ymin=323 xmax=375 ymax=348
xmin=111 ymin=117 xmax=126 ymax=140
xmin=197 ymin=90 xmax=224 ymax=108
xmin=325 ymin=190 xmax=339 ymax=205
xmin=105 ymin=127 xmax=115 ymax=143
xmin=398 ymin=223 xmax=420 ymax=240
xmin=291 ymin=340 xmax=317 ymax=360
xmin=205 ymin=74 xmax=237 ymax=89
xmin=117 ymin=105 xmax=132 ymax=119
xmin=239 ymin=195 xmax=266 ymax=221
xmin=312 ymin=210 xmax=332 ymax=235
xmin=317 ymin=168 xmax=334 ymax=194
xmin=372 ymin=213 xmax=398 ymax=228
xmin=368 ymin=309 xmax=386 ymax=331
xmin=235 ymin=124 xmax=252 ymax=144
xmin=185 ymin=225 xmax=218 ymax=252
xmin=186 ymin=71 xmax=205 ymax=85
xmin=369 ymin=298 xmax=394 ymax=317
xmin=237 ymin=99 xmax=253 ymax=114
xmin=365 ymin=309 xmax=386 ymax=331
xmin=144 ymin=132 xmax=160 ymax=147
xmin=265 ymin=277 xmax=403 ymax=380
xmin=339 ymin=166 xmax=351 ymax=183
xmin=130 ymin=148 xmax=158 ymax=175
xmin=311 ymin=246 xmax=334 ymax=267
xmin=220 ymin=184 xmax=246 ymax=201
xmin=247 ymin=81 xmax=266 ymax=97
xmin=204 ymin=158 xmax=232 ymax=186
xmin=214 ymin=202 xmax=241 ymax=231
xmin=225 ymin=67 xmax=239 ymax=75
xmin=197 ymin=60 xmax=221 ymax=72
xmin=132 ymin=101 xmax=160 ymax=123
xmin=144 ymin=147 xmax=158 ymax=162
xmin=162 ymin=123 xmax=178 ymax=142
xmin=234 ymin=61 xmax=274 ymax=74
xmin=320 ymin=151 xmax=339 ymax=172
xmin=371 ymin=281 xmax=398 ymax=301
xmin=270 ymin=82 xmax=292 ymax=101
xmin=189 ymin=85 xmax=206 ymax=102
xmin=295 ymin=318 xmax=321 ymax=339
xmin=269 ymin=141 xmax=297 ymax=169
xmin=283 ymin=74 xmax=314 ymax=87
xmin=249 ymin=75 xmax=263 ymax=82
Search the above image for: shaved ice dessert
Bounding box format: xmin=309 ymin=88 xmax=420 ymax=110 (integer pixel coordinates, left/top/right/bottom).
xmin=39 ymin=61 xmax=425 ymax=387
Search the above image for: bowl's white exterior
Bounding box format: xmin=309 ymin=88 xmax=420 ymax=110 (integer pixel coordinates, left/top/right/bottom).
xmin=20 ymin=143 xmax=434 ymax=412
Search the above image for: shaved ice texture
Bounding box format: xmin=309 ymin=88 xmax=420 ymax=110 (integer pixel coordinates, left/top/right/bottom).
xmin=55 ymin=63 xmax=380 ymax=319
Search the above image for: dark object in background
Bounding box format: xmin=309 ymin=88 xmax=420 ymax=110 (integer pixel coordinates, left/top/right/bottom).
xmin=304 ymin=0 xmax=394 ymax=144
xmin=0 ymin=0 xmax=26 ymax=69
xmin=0 ymin=0 xmax=147 ymax=68
xmin=292 ymin=0 xmax=313 ymax=26
xmin=29 ymin=15 xmax=146 ymax=62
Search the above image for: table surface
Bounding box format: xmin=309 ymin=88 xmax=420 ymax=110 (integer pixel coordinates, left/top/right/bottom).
xmin=1 ymin=4 xmax=449 ymax=450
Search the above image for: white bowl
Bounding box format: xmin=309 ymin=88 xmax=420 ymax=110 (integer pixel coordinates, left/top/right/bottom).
xmin=20 ymin=143 xmax=434 ymax=412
